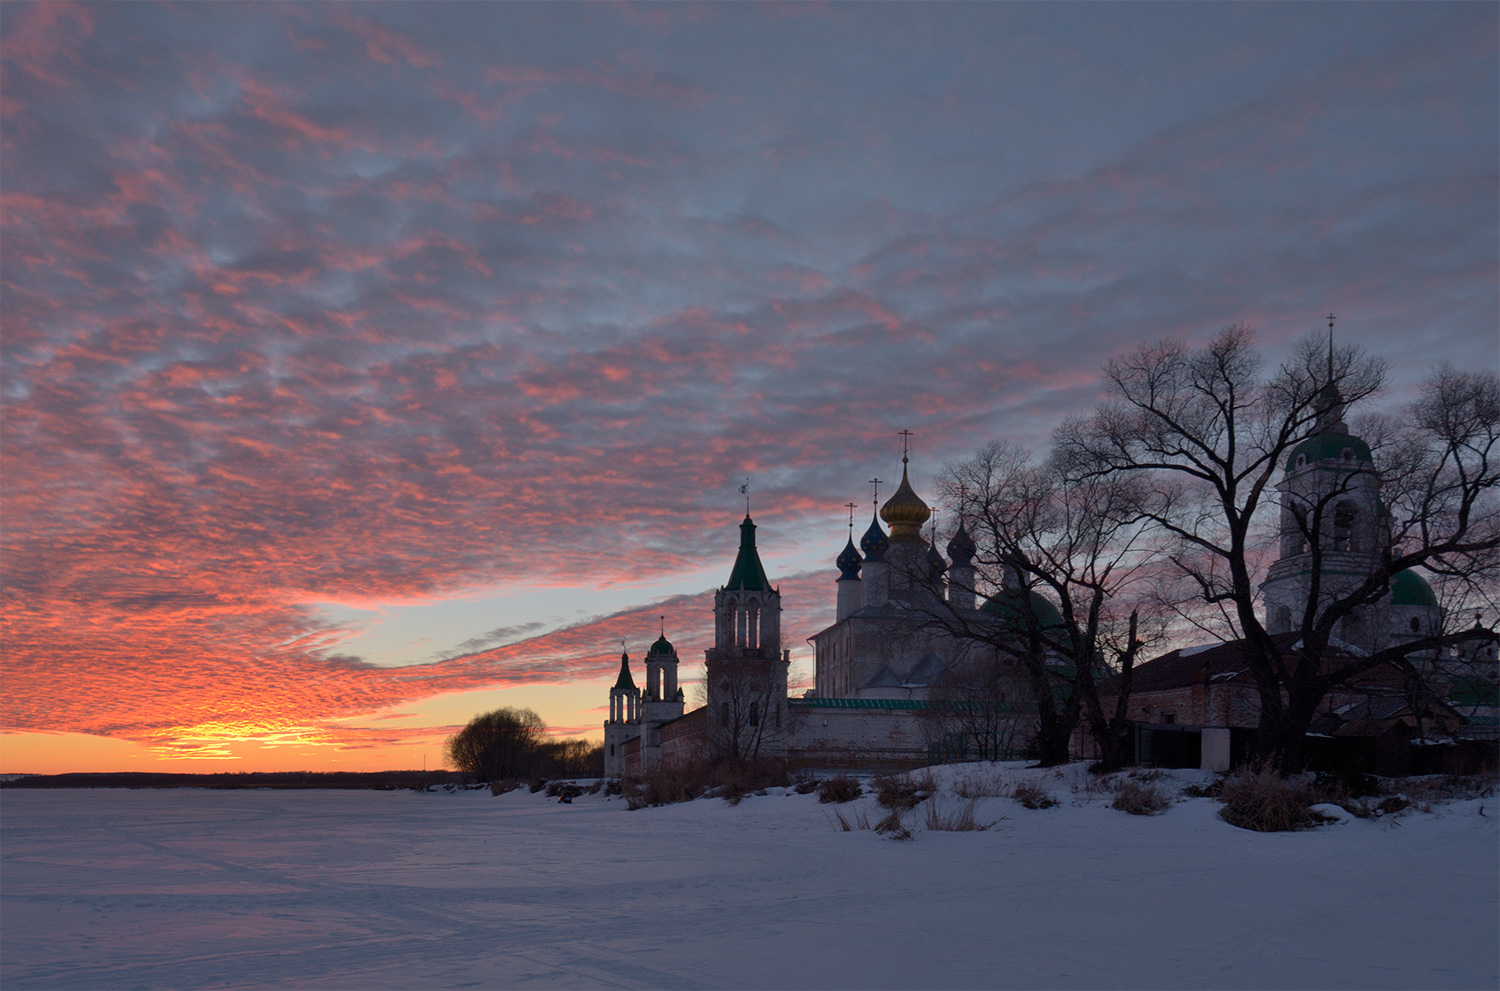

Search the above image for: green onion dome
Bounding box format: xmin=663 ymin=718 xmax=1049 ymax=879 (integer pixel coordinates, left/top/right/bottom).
xmin=1287 ymin=432 xmax=1373 ymax=470
xmin=1390 ymin=569 xmax=1438 ymax=608
xmin=980 ymin=589 xmax=1065 ymax=632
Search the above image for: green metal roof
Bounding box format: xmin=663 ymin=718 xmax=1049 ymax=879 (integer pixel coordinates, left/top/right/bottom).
xmin=789 ymin=697 xmax=1018 ymax=713
xmin=790 ymin=697 xmax=933 ymax=710
xmin=612 ymin=653 xmax=636 ymax=691
xmin=725 ymin=515 xmax=771 ymax=591
xmin=1390 ymin=569 xmax=1439 ymax=608
xmin=980 ymin=588 xmax=1065 ymax=630
xmin=647 ymin=634 xmax=675 ymax=656
xmin=1287 ymin=432 xmax=1373 ymax=470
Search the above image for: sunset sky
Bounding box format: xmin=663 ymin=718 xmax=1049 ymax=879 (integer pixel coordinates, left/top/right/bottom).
xmin=3 ymin=3 xmax=1496 ymax=773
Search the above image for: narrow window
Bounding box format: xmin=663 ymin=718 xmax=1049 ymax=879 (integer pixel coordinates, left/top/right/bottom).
xmin=1162 ymin=713 xmax=1176 ymax=725
xmin=1410 ymin=617 xmax=1421 ymax=633
xmin=749 ymin=702 xmax=759 ymax=726
xmin=1332 ymin=502 xmax=1356 ymax=551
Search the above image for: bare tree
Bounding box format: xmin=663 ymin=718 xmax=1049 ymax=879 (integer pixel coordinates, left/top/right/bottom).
xmin=445 ymin=707 xmax=548 ymax=782
xmin=904 ymin=442 xmax=1165 ymax=768
xmin=704 ymin=657 xmax=786 ymax=765
xmin=1058 ymin=326 xmax=1499 ymax=769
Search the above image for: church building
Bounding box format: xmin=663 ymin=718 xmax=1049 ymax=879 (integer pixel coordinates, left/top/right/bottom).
xmin=604 ymin=386 xmax=1495 ymax=776
xmin=605 ymin=451 xmax=1047 ymax=775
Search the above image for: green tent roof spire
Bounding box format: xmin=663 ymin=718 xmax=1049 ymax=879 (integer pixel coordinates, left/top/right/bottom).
xmin=725 ymin=515 xmax=771 ymax=591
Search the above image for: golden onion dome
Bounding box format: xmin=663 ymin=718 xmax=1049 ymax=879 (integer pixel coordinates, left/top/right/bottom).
xmin=880 ymin=460 xmax=930 ymax=539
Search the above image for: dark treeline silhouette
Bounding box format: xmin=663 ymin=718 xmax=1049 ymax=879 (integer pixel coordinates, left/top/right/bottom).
xmin=2 ymin=770 xmax=463 ymax=790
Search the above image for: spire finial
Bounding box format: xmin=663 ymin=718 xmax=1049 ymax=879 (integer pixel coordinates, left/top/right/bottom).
xmin=739 ymin=477 xmax=750 ymax=516
xmin=659 ymin=615 xmax=665 ymax=638
xmin=1327 ymin=313 xmax=1335 ymax=380
xmin=898 ymin=429 xmax=914 ymax=465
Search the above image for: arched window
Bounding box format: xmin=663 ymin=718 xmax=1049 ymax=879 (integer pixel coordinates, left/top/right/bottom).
xmin=1332 ymin=502 xmax=1357 ymax=551
xmin=749 ymin=702 xmax=759 ymax=726
xmin=1410 ymin=617 xmax=1421 ymax=633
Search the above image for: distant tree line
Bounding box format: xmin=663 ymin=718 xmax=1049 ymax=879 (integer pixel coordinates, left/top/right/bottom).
xmin=445 ymin=707 xmax=604 ymax=782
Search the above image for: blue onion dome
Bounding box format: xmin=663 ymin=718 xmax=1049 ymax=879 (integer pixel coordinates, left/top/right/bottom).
xmin=648 ymin=634 xmax=674 ymax=657
xmin=1390 ymin=569 xmax=1439 ymax=608
xmin=946 ymin=520 xmax=976 ymax=566
xmin=926 ymin=537 xmax=946 ymax=576
xmin=836 ymin=537 xmax=863 ymax=580
xmin=880 ymin=462 xmax=931 ymax=540
xmin=860 ymin=512 xmax=889 ymax=563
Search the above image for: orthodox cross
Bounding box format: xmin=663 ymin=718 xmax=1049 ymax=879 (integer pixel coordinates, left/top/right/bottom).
xmin=845 ymin=501 xmax=857 ymax=535
xmin=898 ymin=428 xmax=914 ymax=463
xmin=1327 ymin=313 xmax=1336 ymax=379
xmin=739 ymin=477 xmax=750 ymax=515
xmin=868 ymin=476 xmax=883 ymax=507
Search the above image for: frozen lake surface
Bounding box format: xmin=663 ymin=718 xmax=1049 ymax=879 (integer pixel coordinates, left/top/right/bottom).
xmin=3 ymin=765 xmax=1496 ymax=989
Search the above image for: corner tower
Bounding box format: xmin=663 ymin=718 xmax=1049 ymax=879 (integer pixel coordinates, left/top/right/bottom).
xmin=603 ymin=649 xmax=640 ymax=777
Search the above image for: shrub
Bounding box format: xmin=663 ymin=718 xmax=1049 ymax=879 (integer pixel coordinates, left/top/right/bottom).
xmin=793 ymin=777 xmax=821 ymax=795
xmin=923 ymin=796 xmax=996 ymax=831
xmin=1111 ymin=780 xmax=1172 ymax=816
xmin=546 ymin=781 xmax=586 ymax=802
xmin=708 ymin=759 xmax=789 ymax=805
xmin=622 ymin=767 xmax=706 ymax=810
xmin=874 ymin=808 xmax=912 ymax=840
xmin=832 ymin=806 xmax=872 ymax=831
xmin=817 ymin=776 xmax=862 ymax=804
xmin=874 ymin=773 xmax=929 ymax=811
xmin=1218 ymin=766 xmax=1332 ymax=832
xmin=1011 ymin=780 xmax=1059 ymax=810
xmin=953 ymin=769 xmax=1007 ymax=798
xmin=528 ymin=777 xmax=547 ymax=793
xmin=489 ymin=778 xmax=523 ymax=796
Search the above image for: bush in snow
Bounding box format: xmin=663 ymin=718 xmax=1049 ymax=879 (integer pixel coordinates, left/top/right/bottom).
xmin=709 ymin=758 xmax=788 ymax=805
xmin=874 ymin=808 xmax=912 ymax=840
xmin=874 ymin=771 xmax=932 ymax=811
xmin=1218 ymin=766 xmax=1331 ymax=831
xmin=1111 ymin=780 xmax=1171 ymax=816
xmin=1011 ymin=780 xmax=1059 ymax=810
xmin=817 ymin=776 xmax=862 ymax=804
xmin=923 ymin=797 xmax=996 ymax=832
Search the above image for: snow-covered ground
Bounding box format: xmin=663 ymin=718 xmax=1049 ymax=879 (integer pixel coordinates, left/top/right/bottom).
xmin=2 ymin=764 xmax=1496 ymax=990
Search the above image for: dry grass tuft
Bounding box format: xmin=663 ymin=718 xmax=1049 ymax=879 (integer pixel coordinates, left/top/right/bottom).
xmin=1111 ymin=779 xmax=1172 ymax=816
xmin=817 ymin=775 xmax=862 ymax=804
xmin=953 ymin=769 xmax=1008 ymax=798
xmin=1218 ymin=766 xmax=1331 ymax=831
xmin=923 ymin=796 xmax=997 ymax=831
xmin=874 ymin=772 xmax=931 ymax=811
xmin=1011 ymin=780 xmax=1060 ymax=810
